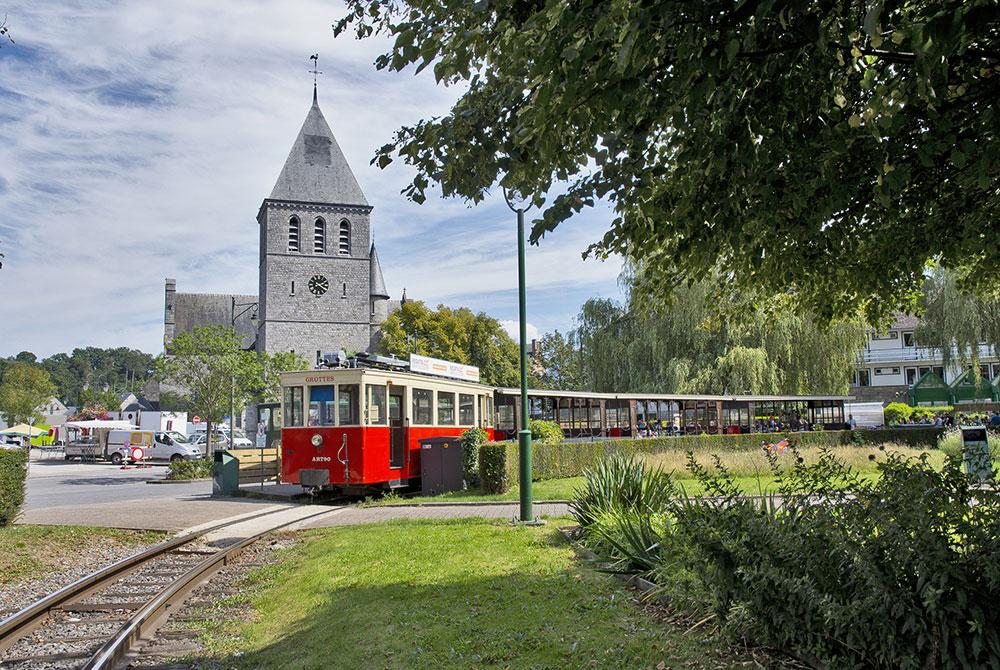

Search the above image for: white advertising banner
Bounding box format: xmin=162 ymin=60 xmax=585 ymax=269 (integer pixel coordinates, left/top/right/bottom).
xmin=409 ymin=354 xmax=481 ymax=383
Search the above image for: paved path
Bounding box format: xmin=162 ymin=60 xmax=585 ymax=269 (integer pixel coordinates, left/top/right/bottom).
xmin=18 ymin=455 xmax=571 ymax=532
xmin=300 ymin=502 xmax=571 ymax=528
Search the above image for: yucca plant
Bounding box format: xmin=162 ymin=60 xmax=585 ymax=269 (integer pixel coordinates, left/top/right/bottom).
xmin=587 ymin=508 xmax=666 ymax=574
xmin=570 ymin=454 xmax=676 ymax=529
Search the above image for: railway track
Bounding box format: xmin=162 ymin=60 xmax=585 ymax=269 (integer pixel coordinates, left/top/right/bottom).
xmin=0 ymin=507 xmax=334 ymax=669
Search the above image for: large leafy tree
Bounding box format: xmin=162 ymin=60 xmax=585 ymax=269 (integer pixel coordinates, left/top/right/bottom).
xmin=0 ymin=362 xmax=56 ymax=426
xmin=530 ymin=330 xmax=585 ymax=390
xmin=379 ymin=301 xmax=519 ymax=386
xmin=336 ymin=1 xmax=999 ymax=322
xmin=254 ymin=351 xmax=309 ymax=404
xmin=153 ymin=326 xmax=260 ymax=453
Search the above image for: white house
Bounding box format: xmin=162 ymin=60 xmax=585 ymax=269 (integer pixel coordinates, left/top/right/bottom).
xmin=850 ymin=313 xmax=998 ymax=404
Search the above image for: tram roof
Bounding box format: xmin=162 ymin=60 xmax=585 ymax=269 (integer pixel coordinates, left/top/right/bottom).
xmin=496 ymin=388 xmax=851 ymax=403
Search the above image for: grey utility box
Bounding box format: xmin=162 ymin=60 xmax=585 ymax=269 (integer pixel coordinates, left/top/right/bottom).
xmin=960 ymin=426 xmax=992 ymax=482
xmin=212 ymin=449 xmax=240 ymax=496
xmin=419 ymin=437 xmax=465 ymax=496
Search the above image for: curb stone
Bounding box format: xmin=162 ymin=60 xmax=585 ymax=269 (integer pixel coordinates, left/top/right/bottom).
xmin=146 ymin=478 xmax=212 ymax=485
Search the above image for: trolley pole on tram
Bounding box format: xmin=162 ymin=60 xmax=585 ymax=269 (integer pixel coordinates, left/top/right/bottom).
xmin=505 ymin=189 xmax=535 ymax=523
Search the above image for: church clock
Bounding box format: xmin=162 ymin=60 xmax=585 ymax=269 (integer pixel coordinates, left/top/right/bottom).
xmin=308 ymin=274 xmax=329 ymax=296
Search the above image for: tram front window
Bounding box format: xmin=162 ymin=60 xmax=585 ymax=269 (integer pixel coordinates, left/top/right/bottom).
xmin=338 ymin=384 xmax=359 ymax=425
xmin=308 ymin=385 xmax=335 ymax=426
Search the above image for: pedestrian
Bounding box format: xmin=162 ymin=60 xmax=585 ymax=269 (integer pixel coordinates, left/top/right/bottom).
xmin=848 ymin=414 xmax=857 ymax=430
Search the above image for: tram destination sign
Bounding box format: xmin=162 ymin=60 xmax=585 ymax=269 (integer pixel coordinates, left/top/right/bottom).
xmin=409 ymin=354 xmax=481 ymax=383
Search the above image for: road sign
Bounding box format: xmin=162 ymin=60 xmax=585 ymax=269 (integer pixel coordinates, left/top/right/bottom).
xmin=130 ymin=446 xmax=144 ymax=461
xmin=192 ymin=416 xmax=201 ymax=425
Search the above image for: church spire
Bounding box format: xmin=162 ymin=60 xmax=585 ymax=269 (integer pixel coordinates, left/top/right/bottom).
xmin=267 ymin=74 xmax=369 ymax=208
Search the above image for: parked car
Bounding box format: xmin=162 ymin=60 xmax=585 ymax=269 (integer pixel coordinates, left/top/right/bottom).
xmin=189 ymin=428 xmax=252 ymax=449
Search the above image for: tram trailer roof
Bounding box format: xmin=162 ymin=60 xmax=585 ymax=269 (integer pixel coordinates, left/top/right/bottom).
xmin=495 ymin=387 xmax=852 ymax=403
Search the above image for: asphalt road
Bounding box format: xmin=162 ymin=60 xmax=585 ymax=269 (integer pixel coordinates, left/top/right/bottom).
xmin=24 ymin=457 xmax=208 ymax=509
xmin=18 ymin=453 xmax=283 ymax=531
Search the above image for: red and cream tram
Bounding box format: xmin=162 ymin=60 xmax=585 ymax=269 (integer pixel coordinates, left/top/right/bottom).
xmin=278 ymin=354 xmax=850 ymax=494
xmin=279 ymin=361 xmax=494 ymax=494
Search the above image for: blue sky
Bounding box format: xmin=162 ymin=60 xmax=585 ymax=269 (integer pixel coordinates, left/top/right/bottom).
xmin=0 ymin=1 xmax=624 ymax=358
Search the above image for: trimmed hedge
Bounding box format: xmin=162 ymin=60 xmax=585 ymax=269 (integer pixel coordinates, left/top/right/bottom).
xmin=478 ymin=428 xmax=944 ymax=493
xmin=0 ymin=447 xmax=28 ymax=526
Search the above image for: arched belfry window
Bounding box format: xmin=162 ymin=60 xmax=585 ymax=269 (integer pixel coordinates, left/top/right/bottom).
xmin=338 ymin=220 xmax=350 ymax=255
xmin=314 ymin=217 xmax=326 ymax=254
xmin=287 ymin=216 xmax=300 ymax=253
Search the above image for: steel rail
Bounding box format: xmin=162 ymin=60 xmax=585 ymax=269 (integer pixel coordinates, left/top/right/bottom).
xmin=0 ymin=506 xmax=294 ymax=654
xmin=84 ymin=507 xmax=338 ymax=669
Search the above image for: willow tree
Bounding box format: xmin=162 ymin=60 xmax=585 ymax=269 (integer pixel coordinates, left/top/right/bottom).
xmin=564 ymin=277 xmax=866 ymax=395
xmin=915 ymin=266 xmax=1000 ymax=378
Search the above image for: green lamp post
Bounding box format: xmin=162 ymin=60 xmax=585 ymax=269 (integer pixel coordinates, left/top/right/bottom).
xmin=503 ymin=188 xmax=534 ymax=523
xmin=230 ymin=297 xmax=258 ymax=453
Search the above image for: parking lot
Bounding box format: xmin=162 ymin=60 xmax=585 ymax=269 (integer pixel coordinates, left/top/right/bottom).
xmin=18 ymin=452 xmax=287 ymax=531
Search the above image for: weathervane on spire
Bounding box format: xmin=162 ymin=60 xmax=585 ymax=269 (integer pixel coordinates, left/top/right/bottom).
xmin=309 ymin=54 xmax=322 ymax=102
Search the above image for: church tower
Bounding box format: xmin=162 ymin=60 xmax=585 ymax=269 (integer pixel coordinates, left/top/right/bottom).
xmin=257 ymin=89 xmax=390 ymax=361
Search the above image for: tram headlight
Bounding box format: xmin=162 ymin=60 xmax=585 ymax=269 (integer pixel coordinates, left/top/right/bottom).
xmin=311 ymin=434 xmax=324 ymax=448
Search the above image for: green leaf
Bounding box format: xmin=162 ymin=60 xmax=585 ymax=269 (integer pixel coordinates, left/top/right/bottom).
xmin=726 ymin=38 xmax=740 ymax=63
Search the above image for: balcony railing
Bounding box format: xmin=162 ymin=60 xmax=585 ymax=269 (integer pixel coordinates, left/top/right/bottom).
xmin=861 ymin=344 xmax=997 ymax=364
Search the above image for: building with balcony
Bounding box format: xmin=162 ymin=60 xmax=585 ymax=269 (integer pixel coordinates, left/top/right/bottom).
xmin=850 ymin=313 xmax=999 ymax=404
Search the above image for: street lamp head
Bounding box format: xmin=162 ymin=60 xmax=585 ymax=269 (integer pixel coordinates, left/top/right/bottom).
xmin=501 ymin=185 xmax=534 ymax=213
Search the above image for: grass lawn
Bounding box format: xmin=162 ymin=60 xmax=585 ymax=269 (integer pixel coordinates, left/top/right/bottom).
xmin=372 ymin=472 xmax=882 ymax=505
xmin=372 ymin=445 xmax=938 ymax=505
xmin=200 ymin=519 xmax=772 ymax=669
xmin=0 ymin=525 xmax=165 ymax=584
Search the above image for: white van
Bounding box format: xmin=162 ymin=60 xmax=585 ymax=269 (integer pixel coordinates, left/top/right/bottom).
xmin=106 ymin=430 xmax=203 ymax=463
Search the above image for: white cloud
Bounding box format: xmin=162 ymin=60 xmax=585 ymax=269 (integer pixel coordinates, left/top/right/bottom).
xmin=0 ymin=0 xmax=622 ymax=357
xmin=499 ymin=320 xmax=540 ymax=343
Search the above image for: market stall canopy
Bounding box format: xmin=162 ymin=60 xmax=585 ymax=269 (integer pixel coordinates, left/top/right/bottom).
xmin=64 ymin=420 xmax=137 ymax=430
xmin=0 ymin=423 xmax=48 ymax=437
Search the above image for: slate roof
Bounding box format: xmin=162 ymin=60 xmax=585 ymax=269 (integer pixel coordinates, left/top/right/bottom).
xmin=370 ymin=243 xmax=390 ymax=300
xmin=173 ymin=292 xmax=259 ymax=350
xmin=891 ymin=312 xmax=920 ymax=329
xmin=268 ymin=97 xmax=369 ymax=207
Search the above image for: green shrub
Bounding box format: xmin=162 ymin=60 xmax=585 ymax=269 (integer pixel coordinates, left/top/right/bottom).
xmin=909 ymin=406 xmax=935 ymax=421
xmin=478 ymin=442 xmax=510 ymax=493
xmin=459 ymin=428 xmax=487 ymax=486
xmin=166 ymin=458 xmax=213 ymax=480
xmin=0 ymin=448 xmax=28 ymax=526
xmin=577 ymin=448 xmax=1000 ymax=667
xmin=528 ymin=419 xmax=564 ymax=443
xmin=884 ymin=402 xmax=913 ymax=424
xmin=671 ymin=450 xmax=1000 ymax=668
xmin=480 ymin=428 xmax=943 ymax=486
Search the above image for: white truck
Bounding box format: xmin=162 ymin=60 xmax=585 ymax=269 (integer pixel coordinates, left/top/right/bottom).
xmin=64 ymin=422 xmax=203 ymax=463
